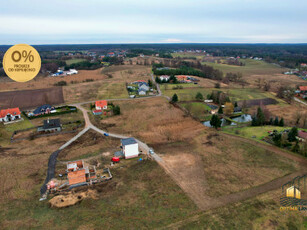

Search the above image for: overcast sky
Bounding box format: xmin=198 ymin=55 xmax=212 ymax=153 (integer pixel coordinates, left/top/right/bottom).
xmin=1 ymin=0 xmax=306 ymax=44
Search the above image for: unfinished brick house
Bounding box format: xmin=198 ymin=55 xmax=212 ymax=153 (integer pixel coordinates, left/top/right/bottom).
xmin=66 ymin=160 xmax=97 ymax=189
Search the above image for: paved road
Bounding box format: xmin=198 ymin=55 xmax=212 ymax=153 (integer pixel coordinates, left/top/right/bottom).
xmin=40 ymin=149 xmax=62 ymax=195
xmin=40 ymin=103 xmax=162 ymax=197
xmin=294 ymin=97 xmax=307 ymax=106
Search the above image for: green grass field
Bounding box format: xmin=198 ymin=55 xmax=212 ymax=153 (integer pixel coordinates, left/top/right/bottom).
xmin=202 ymin=59 xmax=284 ymax=76
xmin=0 ymin=114 xmax=34 ymax=146
xmin=223 ymin=125 xmax=307 ymax=141
xmin=97 ymin=82 xmax=129 ymax=99
xmin=181 ymin=102 xmax=212 ymax=120
xmin=171 ymin=53 xmax=203 ymax=59
xmin=162 ymin=87 xmax=280 ymax=103
xmin=0 ymin=160 xmax=198 ymax=229
xmin=176 ymin=190 xmax=305 ymax=229
xmin=65 ymin=58 xmax=87 ymax=65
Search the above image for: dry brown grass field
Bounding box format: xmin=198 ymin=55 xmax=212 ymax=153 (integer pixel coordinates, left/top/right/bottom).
xmin=90 ymin=97 xmax=300 ymax=198
xmin=63 ymin=65 xmax=151 ymax=103
xmin=0 ymin=68 xmax=107 ymax=92
xmin=90 ymin=97 xmax=204 ymax=145
xmin=57 ymin=130 xmax=119 ymax=161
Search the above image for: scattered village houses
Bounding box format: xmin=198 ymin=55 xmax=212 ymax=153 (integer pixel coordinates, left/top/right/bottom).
xmin=0 ymin=107 xmax=21 ymax=122
xmin=51 ymin=69 xmax=78 ymax=77
xmin=121 ymin=137 xmax=139 ymax=159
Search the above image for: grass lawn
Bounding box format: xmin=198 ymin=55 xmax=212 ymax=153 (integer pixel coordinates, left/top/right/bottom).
xmin=175 ymin=189 xmax=305 ymax=229
xmin=29 ymin=110 xmax=85 ymax=127
xmin=97 ymin=82 xmax=129 ymax=99
xmin=65 ymin=58 xmax=87 ymax=65
xmin=0 ymin=160 xmax=198 ymax=229
xmin=202 ymin=59 xmax=284 ymax=77
xmin=223 ymin=125 xmax=307 ymax=142
xmin=0 ymin=114 xmax=34 ymax=146
xmin=162 ymin=87 xmax=281 ymax=103
xmin=181 ymin=102 xmax=211 ymax=120
xmin=171 ymin=53 xmax=204 ymax=59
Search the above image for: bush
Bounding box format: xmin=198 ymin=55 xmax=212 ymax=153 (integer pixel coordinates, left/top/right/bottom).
xmin=54 ymin=81 xmax=67 ymax=86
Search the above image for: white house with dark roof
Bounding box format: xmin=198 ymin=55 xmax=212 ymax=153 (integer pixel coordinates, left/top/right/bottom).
xmin=121 ymin=138 xmax=139 ymax=159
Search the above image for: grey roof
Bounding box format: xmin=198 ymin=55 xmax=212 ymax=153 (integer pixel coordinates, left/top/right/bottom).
xmin=43 ymin=119 xmax=61 ymax=129
xmin=138 ymin=88 xmax=147 ymax=93
xmin=234 ymin=107 xmax=242 ymax=112
xmin=121 ymin=137 xmax=137 ymax=146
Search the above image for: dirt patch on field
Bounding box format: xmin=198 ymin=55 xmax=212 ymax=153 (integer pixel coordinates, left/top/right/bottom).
xmin=49 ymin=189 xmax=98 ymax=208
xmin=0 ymin=87 xmax=64 ymax=110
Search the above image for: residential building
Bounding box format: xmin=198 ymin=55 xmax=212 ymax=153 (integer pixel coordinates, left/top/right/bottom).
xmin=299 ymin=86 xmax=307 ymax=98
xmin=67 ymin=160 xmax=97 ymax=188
xmin=138 ymin=88 xmax=147 ymax=95
xmin=159 ymin=75 xmax=170 ymax=81
xmin=121 ymin=138 xmax=139 ymax=159
xmin=0 ymin=108 xmax=21 ymax=122
xmin=95 ymin=100 xmax=108 ymax=110
xmin=38 ymin=118 xmax=62 ymax=132
xmin=139 ymin=83 xmax=149 ymax=91
xmin=30 ymin=104 xmax=55 ymax=116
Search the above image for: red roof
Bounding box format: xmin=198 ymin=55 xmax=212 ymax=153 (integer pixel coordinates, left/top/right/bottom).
xmin=298 ymin=131 xmax=307 ymax=139
xmin=299 ymin=86 xmax=307 ymax=91
xmin=176 ymin=75 xmax=188 ymax=80
xmin=0 ymin=108 xmax=21 ymax=118
xmin=67 ymin=169 xmax=86 ymax=185
xmin=95 ymin=100 xmax=107 ymax=108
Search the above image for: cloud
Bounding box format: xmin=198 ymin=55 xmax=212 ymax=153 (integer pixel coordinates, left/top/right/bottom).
xmin=163 ymin=39 xmax=182 ymax=43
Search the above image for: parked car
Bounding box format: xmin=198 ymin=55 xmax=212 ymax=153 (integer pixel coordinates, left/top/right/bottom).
xmin=104 ymin=133 xmax=109 ymax=136
xmin=149 ymin=149 xmax=155 ymax=155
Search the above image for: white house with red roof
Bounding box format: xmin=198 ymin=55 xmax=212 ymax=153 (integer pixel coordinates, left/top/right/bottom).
xmin=95 ymin=100 xmax=108 ymax=110
xmin=0 ymin=108 xmax=21 ymax=122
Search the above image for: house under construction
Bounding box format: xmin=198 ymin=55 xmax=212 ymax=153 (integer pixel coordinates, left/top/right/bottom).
xmin=67 ymin=160 xmax=99 ymax=189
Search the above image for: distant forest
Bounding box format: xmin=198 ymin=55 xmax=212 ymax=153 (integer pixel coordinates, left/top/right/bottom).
xmin=1 ymin=43 xmax=307 ymax=68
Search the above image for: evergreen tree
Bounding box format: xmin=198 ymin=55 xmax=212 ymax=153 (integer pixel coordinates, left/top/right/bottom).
xmin=269 ymin=117 xmax=273 ymax=125
xmin=148 ymin=79 xmax=153 ymax=87
xmin=195 ymin=92 xmax=204 ymax=101
xmin=155 ymin=76 xmax=161 ymax=84
xmin=210 ymin=114 xmax=222 ymax=129
xmin=251 ymin=116 xmax=257 ymax=126
xmin=171 ymin=93 xmax=178 ymax=103
xmin=256 ymin=107 xmax=265 ymax=126
xmin=234 ymin=101 xmax=238 ymax=107
xmin=279 ymin=118 xmax=284 ymax=127
xmin=274 ymin=117 xmax=279 ymax=126
xmin=288 ymin=127 xmax=298 ymax=142
xmin=113 ymin=105 xmax=121 ymax=115
xmin=218 ymin=106 xmax=223 ymax=114
xmin=292 ymin=141 xmax=300 ymax=153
